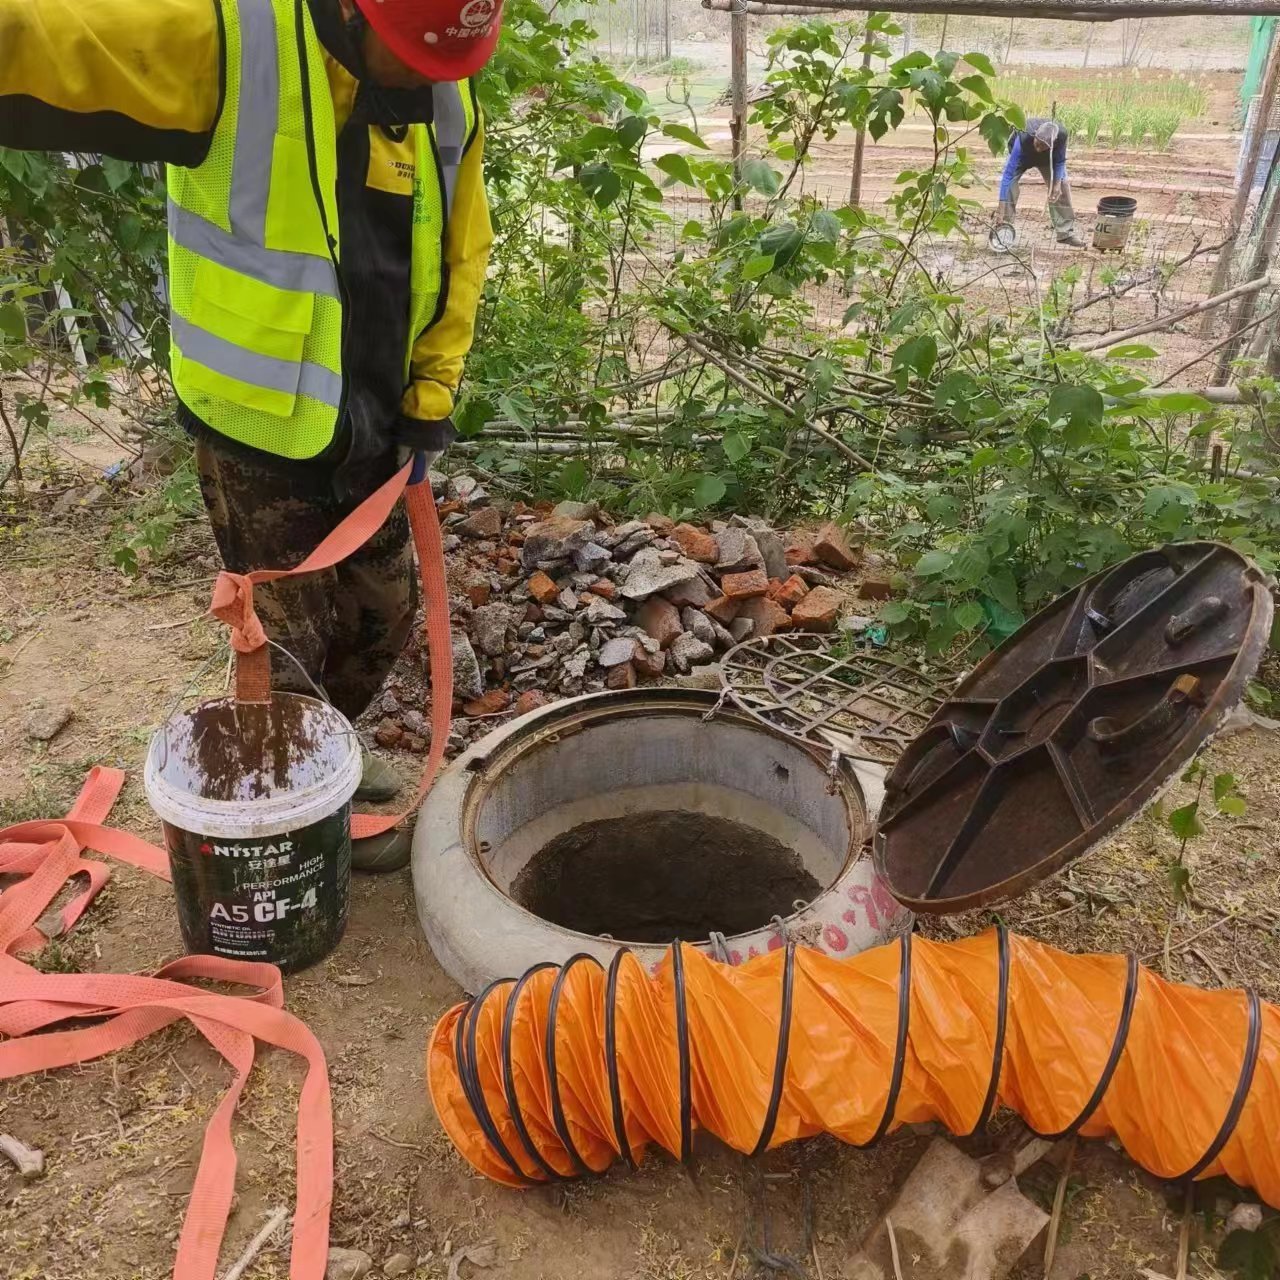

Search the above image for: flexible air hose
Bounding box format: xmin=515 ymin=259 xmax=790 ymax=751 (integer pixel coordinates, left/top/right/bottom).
xmin=426 ymin=929 xmax=1280 ymax=1203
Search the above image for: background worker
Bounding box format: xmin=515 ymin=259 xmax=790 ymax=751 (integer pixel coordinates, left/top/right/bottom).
xmin=0 ymin=0 xmax=499 ymax=871
xmin=997 ymin=117 xmax=1086 ymax=249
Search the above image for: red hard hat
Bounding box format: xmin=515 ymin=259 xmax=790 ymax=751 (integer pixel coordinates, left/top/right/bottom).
xmin=353 ymin=0 xmax=504 ymax=82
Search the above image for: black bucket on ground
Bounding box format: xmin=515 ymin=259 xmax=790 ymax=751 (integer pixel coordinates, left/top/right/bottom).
xmin=1094 ymin=196 xmax=1138 ymax=252
xmin=144 ymin=693 xmax=362 ymax=973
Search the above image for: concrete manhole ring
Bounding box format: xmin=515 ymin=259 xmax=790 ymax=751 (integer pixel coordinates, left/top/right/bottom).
xmin=412 ymin=688 xmax=910 ymax=994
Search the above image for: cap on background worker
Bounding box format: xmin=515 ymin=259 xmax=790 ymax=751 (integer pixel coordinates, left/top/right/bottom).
xmin=996 ymin=116 xmax=1087 ymax=249
xmin=0 ymin=0 xmax=502 ymax=872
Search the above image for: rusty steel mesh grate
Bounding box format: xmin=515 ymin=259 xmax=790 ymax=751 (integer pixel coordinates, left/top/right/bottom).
xmin=719 ymin=634 xmax=961 ymax=764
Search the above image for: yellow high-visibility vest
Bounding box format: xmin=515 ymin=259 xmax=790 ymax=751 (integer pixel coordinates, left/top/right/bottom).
xmin=166 ymin=0 xmax=476 ymax=459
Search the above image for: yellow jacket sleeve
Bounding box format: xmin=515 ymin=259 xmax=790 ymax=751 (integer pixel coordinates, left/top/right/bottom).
xmin=0 ymin=0 xmax=221 ymax=163
xmin=400 ymin=118 xmax=493 ymax=424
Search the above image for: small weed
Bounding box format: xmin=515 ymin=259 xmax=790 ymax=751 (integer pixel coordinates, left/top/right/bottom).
xmin=108 ymin=449 xmax=202 ymax=576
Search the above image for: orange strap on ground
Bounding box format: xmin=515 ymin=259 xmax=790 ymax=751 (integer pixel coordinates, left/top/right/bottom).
xmin=0 ymin=771 xmax=334 ymax=1280
xmin=208 ymin=463 xmax=454 ymax=839
xmin=428 ymin=932 xmax=1280 ymax=1207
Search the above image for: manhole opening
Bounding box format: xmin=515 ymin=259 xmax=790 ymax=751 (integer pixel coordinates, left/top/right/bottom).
xmin=509 ymin=809 xmax=823 ymax=945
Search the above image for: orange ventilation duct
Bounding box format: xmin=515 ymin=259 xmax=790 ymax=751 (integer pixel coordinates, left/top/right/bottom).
xmin=427 ymin=930 xmax=1280 ymax=1201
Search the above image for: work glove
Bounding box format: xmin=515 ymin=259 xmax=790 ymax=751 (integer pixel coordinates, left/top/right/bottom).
xmin=392 ymin=414 xmax=457 ymax=453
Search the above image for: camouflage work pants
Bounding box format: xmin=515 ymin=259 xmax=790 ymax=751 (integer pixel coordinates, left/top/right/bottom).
xmin=196 ymin=438 xmax=416 ymax=722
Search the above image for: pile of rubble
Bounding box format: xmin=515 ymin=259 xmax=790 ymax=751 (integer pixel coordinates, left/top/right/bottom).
xmin=425 ymin=479 xmax=891 ymax=722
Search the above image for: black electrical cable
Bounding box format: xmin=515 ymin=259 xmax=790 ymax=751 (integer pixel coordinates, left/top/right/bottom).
xmin=500 ymin=962 xmax=565 ymax=1183
xmin=605 ymin=948 xmax=639 ymax=1170
xmin=750 ymin=942 xmax=796 ymax=1158
xmin=545 ymin=953 xmax=604 ymax=1178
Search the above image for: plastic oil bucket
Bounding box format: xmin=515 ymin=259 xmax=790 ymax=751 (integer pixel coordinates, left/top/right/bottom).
xmin=1093 ymin=196 xmax=1138 ymax=252
xmin=144 ymin=693 xmax=362 ymax=973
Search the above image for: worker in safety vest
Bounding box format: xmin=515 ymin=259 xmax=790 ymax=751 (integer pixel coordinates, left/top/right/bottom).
xmin=0 ymin=0 xmax=499 ymax=871
xmin=996 ymin=117 xmax=1086 ymax=249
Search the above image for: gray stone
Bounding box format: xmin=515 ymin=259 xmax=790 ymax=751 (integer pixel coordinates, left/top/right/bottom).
xmin=711 ymin=619 xmax=737 ymax=650
xmin=517 ymin=622 xmax=535 ymax=640
xmin=677 ymin=663 xmax=724 ymax=690
xmin=528 ymin=626 xmax=546 ymax=643
xmin=604 ymin=519 xmax=647 ymax=548
xmin=442 ymin=534 xmax=462 ymax=554
xmin=570 ymin=571 xmax=599 ymax=590
xmin=520 ymin=516 xmax=597 ymax=570
xmin=1227 ymin=1203 xmax=1264 ymax=1234
xmin=563 ymin=647 xmax=591 ymax=679
xmin=428 ymin=470 xmax=448 ymax=498
xmin=837 ymin=613 xmax=876 ymax=634
xmin=680 ymin=608 xmax=717 ymax=647
xmin=382 ymin=1254 xmax=414 ymax=1278
xmin=450 ymin=474 xmax=483 ymax=504
xmin=582 ymin=597 xmax=626 ymax=625
xmin=541 ymin=607 xmax=570 ymax=624
xmin=670 ymin=632 xmax=714 ymax=674
xmin=573 ymin=541 xmax=612 ymax=574
xmin=663 ymin=574 xmax=715 ymax=609
xmin=557 ymin=587 xmax=580 ymax=613
xmin=553 ymin=499 xmax=599 ymax=521
xmin=657 ymin=549 xmax=681 ymax=565
xmin=568 ymin=621 xmax=587 ymax=645
xmin=614 ymin=529 xmax=656 ymax=559
xmin=471 ymin=603 xmax=513 ymax=658
xmin=733 ymin=515 xmax=787 ymax=580
xmin=715 ymin=526 xmax=763 ymax=572
xmin=326 ymin=1248 xmax=372 ymax=1280
xmin=729 ymin=617 xmax=756 ymax=644
xmin=451 ymin=633 xmax=485 ymax=700
xmin=598 ymin=637 xmax=639 ymax=667
xmin=25 ymin=702 xmax=73 ymax=743
xmin=619 ymin=548 xmax=700 ymax=601
xmin=400 ymin=709 xmax=429 ymax=738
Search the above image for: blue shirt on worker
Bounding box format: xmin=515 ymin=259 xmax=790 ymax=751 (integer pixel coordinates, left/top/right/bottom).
xmin=999 ymin=117 xmax=1068 ymax=200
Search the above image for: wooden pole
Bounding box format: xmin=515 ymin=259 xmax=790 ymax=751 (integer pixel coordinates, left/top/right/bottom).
xmin=849 ymin=22 xmax=875 ymax=206
xmin=730 ymin=0 xmax=748 ymax=210
xmin=1199 ymin=23 xmax=1280 ymax=334
xmin=1210 ymin=169 xmax=1280 ymax=381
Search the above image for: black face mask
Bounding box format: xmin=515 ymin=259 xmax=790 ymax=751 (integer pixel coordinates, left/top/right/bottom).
xmin=308 ymin=0 xmax=435 ymax=126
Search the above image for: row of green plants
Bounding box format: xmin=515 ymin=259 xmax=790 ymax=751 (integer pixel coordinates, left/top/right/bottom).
xmin=1056 ymin=100 xmax=1181 ymax=149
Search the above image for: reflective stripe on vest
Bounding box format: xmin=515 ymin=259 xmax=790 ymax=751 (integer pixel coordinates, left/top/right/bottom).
xmin=167 ymin=0 xmax=474 ymax=459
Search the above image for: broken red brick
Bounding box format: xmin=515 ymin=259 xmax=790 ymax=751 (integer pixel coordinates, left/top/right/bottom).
xmin=374 ymin=719 xmax=403 ymax=749
xmin=735 ymin=596 xmax=792 ymax=638
xmin=514 ymin=690 xmax=550 ymax=716
xmin=671 ymin=522 xmax=720 ymax=564
xmin=465 ymin=579 xmax=491 ymax=608
xmin=791 ymin=585 xmax=844 ymax=632
xmin=644 ymin=512 xmax=675 ymax=534
xmin=705 ymin=595 xmax=740 ymax=626
xmin=784 ymin=532 xmax=817 ymax=567
xmin=403 ymin=734 xmax=428 ymax=754
xmin=524 ymin=602 xmax=545 ymax=625
xmin=437 ymin=500 xmax=464 ymax=518
xmin=638 ymin=596 xmax=684 ymax=649
xmin=606 ymin=662 xmax=638 ymax=690
xmin=527 ymin=570 xmax=560 ymax=605
xmin=858 ymin=576 xmax=896 ymax=601
xmin=463 ymin=689 xmax=511 ymax=717
xmin=721 ymin=568 xmax=769 ymax=600
xmin=632 ymin=646 xmax=667 ymax=679
xmin=813 ymin=521 xmax=861 ymax=572
xmin=588 ymin=579 xmax=617 ymax=600
xmin=506 ymin=529 xmax=525 ymax=546
xmin=775 ymin=575 xmax=810 ymax=610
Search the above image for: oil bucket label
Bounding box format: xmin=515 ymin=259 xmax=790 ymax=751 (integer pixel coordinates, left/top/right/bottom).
xmin=164 ymin=806 xmax=351 ymax=972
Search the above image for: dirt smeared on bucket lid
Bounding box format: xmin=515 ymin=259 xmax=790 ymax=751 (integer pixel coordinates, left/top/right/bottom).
xmin=158 ymin=696 xmax=351 ymax=804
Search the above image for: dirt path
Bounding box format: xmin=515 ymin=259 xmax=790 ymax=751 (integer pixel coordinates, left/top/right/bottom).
xmin=3 ymin=449 xmax=1279 ymax=1280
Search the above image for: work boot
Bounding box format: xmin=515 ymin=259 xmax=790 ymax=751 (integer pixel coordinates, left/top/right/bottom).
xmin=1057 ymin=231 xmax=1087 ymax=248
xmin=355 ymin=746 xmax=402 ymax=802
xmin=351 ymin=826 xmax=413 ymax=873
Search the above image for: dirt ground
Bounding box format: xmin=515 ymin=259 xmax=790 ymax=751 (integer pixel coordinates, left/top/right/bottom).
xmin=2 ymin=422 xmax=1279 ymax=1280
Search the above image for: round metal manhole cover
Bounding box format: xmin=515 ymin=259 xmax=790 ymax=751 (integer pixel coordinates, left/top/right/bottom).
xmin=719 ymin=633 xmax=960 ymax=765
xmin=873 ymin=542 xmax=1275 ymax=915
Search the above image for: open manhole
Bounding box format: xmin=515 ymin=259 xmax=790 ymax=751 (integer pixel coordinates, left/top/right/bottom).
xmin=414 ymin=689 xmax=906 ymax=992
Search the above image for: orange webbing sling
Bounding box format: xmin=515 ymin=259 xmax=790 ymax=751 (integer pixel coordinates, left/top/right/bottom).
xmin=0 ymin=463 xmax=453 ymax=1277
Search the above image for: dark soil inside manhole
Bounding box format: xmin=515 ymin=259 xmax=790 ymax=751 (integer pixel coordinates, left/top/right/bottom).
xmin=509 ymin=809 xmax=824 ymax=944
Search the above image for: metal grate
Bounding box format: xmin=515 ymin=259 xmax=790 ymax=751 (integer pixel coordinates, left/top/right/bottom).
xmin=719 ymin=634 xmax=959 ymax=765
